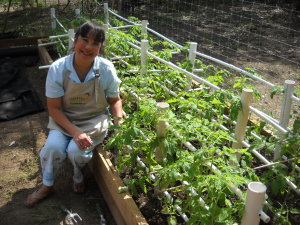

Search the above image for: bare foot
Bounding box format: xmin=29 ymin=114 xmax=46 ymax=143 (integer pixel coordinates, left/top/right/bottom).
xmin=73 ymin=181 xmax=85 ymax=194
xmin=24 ymin=185 xmax=54 ymax=207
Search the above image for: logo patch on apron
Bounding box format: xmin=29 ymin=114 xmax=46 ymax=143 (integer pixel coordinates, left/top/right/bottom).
xmin=69 ymin=93 xmax=90 ymax=104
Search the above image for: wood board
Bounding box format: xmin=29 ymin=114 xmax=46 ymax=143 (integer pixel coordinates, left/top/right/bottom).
xmin=90 ymin=146 xmax=148 ymax=225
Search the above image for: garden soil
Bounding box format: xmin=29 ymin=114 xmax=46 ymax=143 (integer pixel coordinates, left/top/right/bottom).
xmin=0 ymin=4 xmax=117 ymax=225
xmin=0 ymin=60 xmax=117 ymax=225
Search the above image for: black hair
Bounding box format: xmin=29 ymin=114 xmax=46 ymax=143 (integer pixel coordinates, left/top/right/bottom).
xmin=74 ymin=21 xmax=106 ymax=55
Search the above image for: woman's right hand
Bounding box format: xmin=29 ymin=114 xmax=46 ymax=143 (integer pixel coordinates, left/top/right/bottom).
xmin=73 ymin=131 xmax=93 ymax=150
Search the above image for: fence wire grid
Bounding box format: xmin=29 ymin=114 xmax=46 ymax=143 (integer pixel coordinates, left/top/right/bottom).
xmin=103 ymin=0 xmax=300 ymax=79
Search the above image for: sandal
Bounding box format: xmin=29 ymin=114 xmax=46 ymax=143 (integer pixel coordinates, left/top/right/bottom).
xmin=24 ymin=188 xmax=54 ymax=207
xmin=73 ymin=181 xmax=85 ymax=194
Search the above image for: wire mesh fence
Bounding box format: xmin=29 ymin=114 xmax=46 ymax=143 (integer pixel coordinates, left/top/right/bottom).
xmin=101 ymin=0 xmax=299 ymax=122
xmin=105 ymin=0 xmax=299 ymax=77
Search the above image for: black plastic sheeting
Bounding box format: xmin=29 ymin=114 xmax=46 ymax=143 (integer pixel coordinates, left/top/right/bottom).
xmin=0 ymin=57 xmax=44 ymax=121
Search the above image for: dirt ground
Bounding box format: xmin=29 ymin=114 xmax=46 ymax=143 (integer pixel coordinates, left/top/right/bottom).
xmin=0 ymin=59 xmax=117 ymax=224
xmin=0 ymin=4 xmax=117 ymax=225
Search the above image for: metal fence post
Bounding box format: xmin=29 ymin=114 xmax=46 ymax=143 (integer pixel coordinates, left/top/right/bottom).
xmin=50 ymin=8 xmax=56 ymax=29
xmin=274 ymin=80 xmax=295 ymax=160
xmin=141 ymin=40 xmax=148 ymax=75
xmin=232 ymin=88 xmax=253 ymax=161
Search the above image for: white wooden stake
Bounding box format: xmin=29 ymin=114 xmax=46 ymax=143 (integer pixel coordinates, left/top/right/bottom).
xmin=241 ymin=182 xmax=268 ymax=225
xmin=140 ymin=40 xmax=148 ymax=75
xmin=155 ymin=102 xmax=170 ymax=163
xmin=274 ymin=80 xmax=295 ymax=160
xmin=141 ymin=20 xmax=148 ymax=38
xmin=68 ymin=29 xmax=75 ymax=51
xmin=104 ymin=3 xmax=109 ymax=25
xmin=232 ymin=88 xmax=253 ymax=161
xmin=188 ymin=42 xmax=197 ymax=66
xmin=186 ymin=42 xmax=197 ymax=90
xmin=50 ymin=8 xmax=56 ymax=29
xmin=75 ymin=8 xmax=80 ymax=18
xmin=103 ymin=24 xmax=109 ymax=48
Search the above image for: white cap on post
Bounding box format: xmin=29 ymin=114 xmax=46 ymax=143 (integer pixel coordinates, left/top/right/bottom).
xmin=241 ymin=182 xmax=269 ymax=225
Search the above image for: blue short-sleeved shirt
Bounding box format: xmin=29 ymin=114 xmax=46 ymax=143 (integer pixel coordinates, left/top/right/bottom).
xmin=46 ymin=53 xmax=121 ymax=98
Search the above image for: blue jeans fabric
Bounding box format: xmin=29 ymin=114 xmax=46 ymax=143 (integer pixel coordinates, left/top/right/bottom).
xmin=40 ymin=129 xmax=105 ymax=186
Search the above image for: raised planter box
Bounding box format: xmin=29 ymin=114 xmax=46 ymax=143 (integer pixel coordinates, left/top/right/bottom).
xmin=0 ymin=36 xmax=46 ymax=57
xmin=37 ymin=39 xmax=54 ymax=66
xmin=90 ymin=146 xmax=148 ymax=225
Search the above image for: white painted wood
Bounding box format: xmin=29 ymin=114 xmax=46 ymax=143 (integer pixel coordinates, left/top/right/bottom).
xmin=50 ymin=8 xmax=56 ymax=29
xmin=104 ymin=3 xmax=109 ymax=25
xmin=68 ymin=29 xmax=75 ymax=51
xmin=187 ymin=42 xmax=197 ymax=89
xmin=274 ymin=80 xmax=296 ymax=160
xmin=140 ymin=40 xmax=148 ymax=75
xmin=75 ymin=8 xmax=80 ymax=18
xmin=232 ymin=89 xmax=253 ymax=161
xmin=141 ymin=20 xmax=148 ymax=37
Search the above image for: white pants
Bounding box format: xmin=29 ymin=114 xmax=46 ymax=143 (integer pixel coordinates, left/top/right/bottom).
xmin=40 ymin=129 xmax=105 ymax=186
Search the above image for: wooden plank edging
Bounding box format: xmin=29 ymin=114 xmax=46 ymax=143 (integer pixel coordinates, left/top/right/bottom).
xmin=90 ymin=146 xmax=148 ymax=225
xmin=37 ymin=39 xmax=53 ymax=66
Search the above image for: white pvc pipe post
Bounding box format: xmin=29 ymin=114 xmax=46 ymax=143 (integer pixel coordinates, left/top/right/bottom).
xmin=274 ymin=80 xmax=295 ymax=160
xmin=104 ymin=3 xmax=109 ymax=25
xmin=140 ymin=40 xmax=148 ymax=75
xmin=68 ymin=29 xmax=75 ymax=51
xmin=75 ymin=8 xmax=80 ymax=18
xmin=141 ymin=20 xmax=148 ymax=38
xmin=232 ymin=88 xmax=253 ymax=161
xmin=187 ymin=42 xmax=197 ymax=90
xmin=241 ymin=182 xmax=268 ymax=225
xmin=50 ymin=8 xmax=56 ymax=29
xmin=155 ymin=102 xmax=170 ymax=163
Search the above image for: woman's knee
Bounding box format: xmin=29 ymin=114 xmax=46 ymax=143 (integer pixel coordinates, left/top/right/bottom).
xmin=40 ymin=130 xmax=69 ymax=160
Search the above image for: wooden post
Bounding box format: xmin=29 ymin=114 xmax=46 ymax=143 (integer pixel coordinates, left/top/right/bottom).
xmin=232 ymin=88 xmax=253 ymax=161
xmin=68 ymin=29 xmax=74 ymax=51
xmin=274 ymin=80 xmax=295 ymax=160
xmin=140 ymin=40 xmax=148 ymax=75
xmin=241 ymin=182 xmax=268 ymax=225
xmin=104 ymin=3 xmax=109 ymax=25
xmin=103 ymin=24 xmax=109 ymax=50
xmin=90 ymin=146 xmax=148 ymax=225
xmin=75 ymin=8 xmax=80 ymax=18
xmin=50 ymin=8 xmax=56 ymax=29
xmin=186 ymin=42 xmax=197 ymax=90
xmin=155 ymin=102 xmax=169 ymax=163
xmin=141 ymin=20 xmax=148 ymax=39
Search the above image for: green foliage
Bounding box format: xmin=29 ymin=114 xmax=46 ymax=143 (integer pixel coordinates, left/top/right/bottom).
xmin=51 ymin=14 xmax=298 ymax=224
xmin=270 ymin=85 xmax=284 ymax=99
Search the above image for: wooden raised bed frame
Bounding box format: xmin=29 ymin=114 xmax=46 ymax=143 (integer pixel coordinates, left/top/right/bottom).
xmin=37 ymin=39 xmax=148 ymax=225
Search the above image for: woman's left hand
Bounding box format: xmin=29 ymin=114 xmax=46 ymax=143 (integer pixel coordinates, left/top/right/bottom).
xmin=74 ymin=131 xmax=93 ymax=150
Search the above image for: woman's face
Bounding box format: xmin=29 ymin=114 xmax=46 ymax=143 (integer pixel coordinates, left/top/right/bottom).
xmin=74 ymin=30 xmax=101 ymax=64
